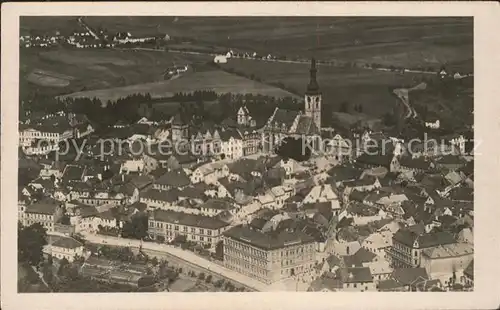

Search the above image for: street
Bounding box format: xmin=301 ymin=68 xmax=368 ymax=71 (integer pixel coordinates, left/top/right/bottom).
xmin=81 ymin=232 xmax=271 ymax=291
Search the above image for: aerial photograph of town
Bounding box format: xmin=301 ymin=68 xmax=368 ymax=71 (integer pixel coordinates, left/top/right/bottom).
xmin=17 ymin=16 xmax=474 ymax=293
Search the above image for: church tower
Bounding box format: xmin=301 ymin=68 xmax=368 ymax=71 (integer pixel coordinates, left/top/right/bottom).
xmin=305 ymin=58 xmax=322 ymax=131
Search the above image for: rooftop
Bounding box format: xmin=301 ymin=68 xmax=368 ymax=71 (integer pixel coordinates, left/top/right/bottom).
xmin=155 ymin=169 xmax=191 ymax=188
xmin=391 ymin=268 xmax=429 ymax=286
xmin=223 ymin=224 xmax=315 ymax=251
xmin=151 ymin=209 xmax=229 ymax=230
xmin=51 ymin=236 xmax=83 ymax=249
xmin=199 ymin=199 xmax=234 ymax=211
xmin=25 ymin=199 xmax=59 ymax=215
xmin=342 ymin=267 xmax=373 ymax=283
xmin=393 ymin=229 xmax=456 ymax=249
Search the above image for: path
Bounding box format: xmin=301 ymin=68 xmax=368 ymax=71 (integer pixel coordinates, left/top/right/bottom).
xmin=31 ymin=265 xmax=52 ymax=292
xmin=77 ymin=17 xmax=100 ymax=40
xmin=81 ymin=232 xmax=270 ymax=291
xmin=392 ymin=82 xmax=426 ymax=119
xmin=116 ymin=47 xmax=440 ymax=75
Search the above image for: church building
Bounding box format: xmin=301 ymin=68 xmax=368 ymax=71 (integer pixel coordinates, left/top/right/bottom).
xmin=261 ymin=58 xmax=322 ymax=153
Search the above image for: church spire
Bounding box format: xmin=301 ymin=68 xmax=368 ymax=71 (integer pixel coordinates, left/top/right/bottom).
xmin=306 ymin=58 xmax=320 ymax=95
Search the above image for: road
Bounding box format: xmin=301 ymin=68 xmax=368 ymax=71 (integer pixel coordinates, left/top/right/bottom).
xmin=81 ymin=232 xmax=269 ymax=291
xmin=393 ymin=88 xmax=414 ymax=119
xmin=31 ymin=265 xmax=52 ymax=292
xmin=393 ymin=82 xmax=427 ymax=119
xmin=117 ymin=47 xmax=440 ymax=76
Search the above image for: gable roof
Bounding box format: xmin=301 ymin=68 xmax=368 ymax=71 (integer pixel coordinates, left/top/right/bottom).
xmin=391 ymin=268 xmax=429 ymax=286
xmin=356 ymin=153 xmax=394 ymax=168
xmin=155 ymin=169 xmax=191 ymax=188
xmin=151 ymin=209 xmax=229 ymax=230
xmin=199 ymin=199 xmax=234 ymax=211
xmin=328 ymin=165 xmax=363 ymax=182
xmin=342 ymin=267 xmax=373 ymax=283
xmin=25 ymin=199 xmax=59 ymax=215
xmin=448 ymin=187 xmax=473 ymax=202
xmin=399 ymin=156 xmax=433 ymax=170
xmin=51 ymin=236 xmax=83 ymax=249
xmin=265 ymin=108 xmax=301 ymax=132
xmin=223 ymin=224 xmax=315 ymax=250
xmin=343 ymin=247 xmax=377 ymax=267
xmin=393 ymin=229 xmax=456 ymax=248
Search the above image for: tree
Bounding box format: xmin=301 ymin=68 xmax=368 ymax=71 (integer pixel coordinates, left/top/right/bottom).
xmin=173 ymin=234 xmax=187 ymax=244
xmin=121 ymin=213 xmax=149 ymax=240
xmin=339 ymin=101 xmax=349 ymax=113
xmin=60 ymin=214 xmax=71 ymax=225
xmin=274 ymin=136 xmax=311 ymax=162
xmin=150 ymin=256 xmax=159 ymax=266
xmin=18 ymin=223 xmax=48 ymax=266
xmin=383 ymin=112 xmax=395 ymax=126
xmin=214 ymin=279 xmax=224 ymax=288
xmin=42 ymin=264 xmax=54 ymax=286
xmin=198 ymin=272 xmax=206 ymax=280
xmin=205 ymin=274 xmax=213 ymax=283
xmin=58 ymin=258 xmax=70 ymax=276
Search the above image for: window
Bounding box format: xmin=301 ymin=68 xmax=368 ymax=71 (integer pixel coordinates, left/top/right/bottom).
xmin=183 ymin=226 xmax=187 ymax=232
xmin=191 ymin=228 xmax=195 ymax=233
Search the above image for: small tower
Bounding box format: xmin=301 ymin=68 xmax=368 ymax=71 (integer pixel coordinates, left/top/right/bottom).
xmin=171 ymin=114 xmax=189 ymax=142
xmin=305 ymin=58 xmax=322 ymax=131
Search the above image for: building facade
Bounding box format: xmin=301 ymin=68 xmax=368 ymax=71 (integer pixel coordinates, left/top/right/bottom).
xmin=386 ymin=229 xmax=457 ymax=268
xmin=222 ymin=225 xmax=316 ymax=284
xmin=261 ymin=59 xmax=322 ymax=153
xmin=148 ymin=209 xmax=230 ymax=249
xmin=23 ymin=200 xmax=63 ymax=232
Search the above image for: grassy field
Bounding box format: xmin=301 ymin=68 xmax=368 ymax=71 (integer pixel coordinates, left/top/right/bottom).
xmin=411 ymin=77 xmax=473 ymax=130
xmin=220 ymin=58 xmax=428 ymax=116
xmin=19 ymin=47 xmax=213 ymax=100
xmin=21 ymin=17 xmax=473 ymax=70
xmin=26 ymin=69 xmax=74 ymax=87
xmin=59 ymin=70 xmax=298 ymax=102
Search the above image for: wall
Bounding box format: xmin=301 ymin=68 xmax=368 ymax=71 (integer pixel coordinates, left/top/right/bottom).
xmin=421 ymin=253 xmax=474 ymax=280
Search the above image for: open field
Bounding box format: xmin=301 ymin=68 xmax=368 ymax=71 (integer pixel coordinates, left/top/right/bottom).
xmin=26 ymin=69 xmax=75 ymax=87
xmin=87 ymin=17 xmax=473 ymax=68
xmin=220 ymin=58 xmax=428 ymax=116
xmin=21 ymin=17 xmax=473 ymax=69
xmin=59 ymin=70 xmax=299 ymax=102
xmin=411 ymin=77 xmax=473 ymax=130
xmin=19 ymin=47 xmax=213 ymax=100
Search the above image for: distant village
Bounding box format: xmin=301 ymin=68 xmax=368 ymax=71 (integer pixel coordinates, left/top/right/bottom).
xmin=18 ymin=55 xmax=474 ymax=292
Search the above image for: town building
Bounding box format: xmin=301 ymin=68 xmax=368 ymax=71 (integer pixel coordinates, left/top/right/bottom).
xmin=261 ymin=59 xmax=322 ymax=153
xmin=47 ymin=236 xmax=85 ymax=262
xmin=222 ymin=224 xmax=316 ymax=284
xmin=148 ymin=209 xmax=230 ymax=249
xmin=22 ymin=199 xmax=63 ymax=232
xmin=386 ymin=227 xmax=457 ymax=268
xmin=420 ymin=242 xmax=473 ymax=281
